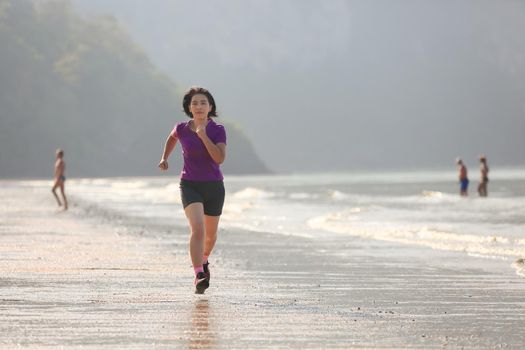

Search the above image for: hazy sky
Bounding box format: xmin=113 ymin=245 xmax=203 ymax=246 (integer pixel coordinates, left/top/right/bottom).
xmin=71 ymin=0 xmax=525 ymax=172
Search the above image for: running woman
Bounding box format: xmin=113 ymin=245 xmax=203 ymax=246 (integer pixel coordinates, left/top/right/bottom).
xmin=158 ymin=87 xmax=227 ymax=294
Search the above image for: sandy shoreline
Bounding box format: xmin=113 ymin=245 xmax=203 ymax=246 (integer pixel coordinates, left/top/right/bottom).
xmin=1 ymin=181 xmax=525 ymax=349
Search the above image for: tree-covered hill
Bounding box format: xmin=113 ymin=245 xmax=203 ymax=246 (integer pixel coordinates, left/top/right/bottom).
xmin=0 ymin=0 xmax=269 ymax=178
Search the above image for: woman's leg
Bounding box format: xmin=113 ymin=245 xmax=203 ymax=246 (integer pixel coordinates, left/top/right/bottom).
xmin=203 ymin=215 xmax=220 ymax=258
xmin=184 ymin=202 xmax=206 ymax=268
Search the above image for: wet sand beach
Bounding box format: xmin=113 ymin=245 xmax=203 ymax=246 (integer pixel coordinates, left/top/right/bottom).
xmin=1 ymin=181 xmax=525 ymax=349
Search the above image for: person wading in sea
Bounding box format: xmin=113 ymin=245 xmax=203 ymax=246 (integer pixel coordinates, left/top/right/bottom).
xmin=456 ymin=158 xmax=469 ymax=197
xmin=478 ymin=155 xmax=489 ymax=197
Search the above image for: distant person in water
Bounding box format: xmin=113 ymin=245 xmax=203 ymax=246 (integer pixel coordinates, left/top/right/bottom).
xmin=456 ymin=158 xmax=469 ymax=197
xmin=158 ymin=87 xmax=227 ymax=294
xmin=52 ymin=149 xmax=68 ymax=210
xmin=477 ymin=155 xmax=489 ymax=197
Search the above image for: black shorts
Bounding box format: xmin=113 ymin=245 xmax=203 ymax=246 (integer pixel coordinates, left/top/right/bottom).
xmin=179 ymin=179 xmax=225 ymax=216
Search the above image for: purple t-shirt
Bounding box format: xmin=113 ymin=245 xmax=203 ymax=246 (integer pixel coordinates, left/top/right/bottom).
xmin=170 ymin=119 xmax=227 ymax=181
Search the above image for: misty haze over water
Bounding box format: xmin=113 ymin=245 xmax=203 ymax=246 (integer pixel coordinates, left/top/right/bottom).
xmin=1 ymin=1 xmax=524 ymax=177
xmin=71 ymin=0 xmax=525 ymax=173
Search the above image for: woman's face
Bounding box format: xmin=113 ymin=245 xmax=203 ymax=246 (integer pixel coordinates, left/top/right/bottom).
xmin=189 ymin=94 xmax=212 ymax=120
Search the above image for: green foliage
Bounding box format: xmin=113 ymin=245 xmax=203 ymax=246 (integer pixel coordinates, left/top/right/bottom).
xmin=0 ymin=0 xmax=269 ymax=177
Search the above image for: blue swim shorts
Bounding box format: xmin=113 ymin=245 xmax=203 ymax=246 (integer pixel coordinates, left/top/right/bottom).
xmin=460 ymin=178 xmax=469 ymax=192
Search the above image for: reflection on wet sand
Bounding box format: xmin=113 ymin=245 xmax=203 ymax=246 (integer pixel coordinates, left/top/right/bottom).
xmin=188 ymin=298 xmax=214 ymax=349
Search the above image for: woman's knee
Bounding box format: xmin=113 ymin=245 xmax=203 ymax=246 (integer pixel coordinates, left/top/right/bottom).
xmin=190 ymin=223 xmax=205 ymax=239
xmin=205 ymin=231 xmax=217 ymax=243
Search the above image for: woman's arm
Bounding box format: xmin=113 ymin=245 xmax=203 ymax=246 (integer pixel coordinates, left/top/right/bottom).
xmin=159 ymin=134 xmax=178 ymax=170
xmin=196 ymin=127 xmax=226 ymax=164
xmin=202 ymin=139 xmax=226 ymax=164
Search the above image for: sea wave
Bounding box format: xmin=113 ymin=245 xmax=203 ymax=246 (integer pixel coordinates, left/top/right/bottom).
xmin=289 ymin=192 xmax=318 ymax=200
xmin=232 ymin=187 xmax=276 ymax=199
xmin=308 ymin=212 xmax=525 ymax=260
xmin=329 ymin=190 xmax=350 ymax=200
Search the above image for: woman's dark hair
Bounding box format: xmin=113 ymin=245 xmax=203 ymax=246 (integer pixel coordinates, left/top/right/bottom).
xmin=182 ymin=87 xmax=217 ymax=118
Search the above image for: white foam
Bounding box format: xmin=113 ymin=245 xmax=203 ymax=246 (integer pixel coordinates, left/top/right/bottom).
xmin=329 ymin=190 xmax=349 ymax=200
xmin=422 ymin=190 xmax=443 ymax=198
xmin=289 ymin=192 xmax=318 ymax=200
xmin=165 ymin=183 xmax=180 ymax=192
xmin=110 ymin=180 xmax=149 ymax=189
xmin=308 ymin=212 xmax=525 ymax=259
xmin=221 ymin=201 xmax=253 ymax=218
xmin=232 ymin=187 xmax=275 ymax=199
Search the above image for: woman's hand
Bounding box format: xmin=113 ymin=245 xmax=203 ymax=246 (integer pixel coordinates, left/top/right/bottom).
xmin=195 ymin=124 xmax=207 ymax=140
xmin=158 ymin=159 xmax=169 ymax=171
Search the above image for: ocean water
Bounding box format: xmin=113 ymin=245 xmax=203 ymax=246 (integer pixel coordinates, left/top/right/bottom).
xmin=41 ymin=168 xmax=525 ymax=277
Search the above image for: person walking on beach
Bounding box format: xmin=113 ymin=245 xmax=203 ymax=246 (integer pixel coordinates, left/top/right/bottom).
xmin=477 ymin=155 xmax=489 ymax=197
xmin=456 ymin=158 xmax=469 ymax=197
xmin=51 ymin=149 xmax=68 ymax=210
xmin=158 ymin=87 xmax=227 ymax=294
